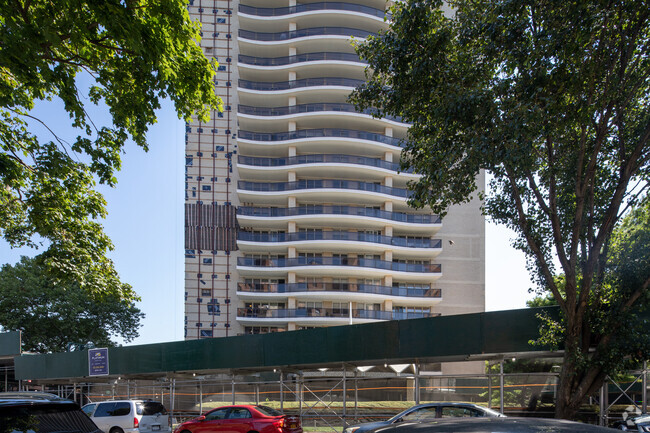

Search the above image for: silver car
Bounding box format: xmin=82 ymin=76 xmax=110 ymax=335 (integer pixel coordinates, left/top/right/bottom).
xmin=82 ymin=400 xmax=171 ymax=433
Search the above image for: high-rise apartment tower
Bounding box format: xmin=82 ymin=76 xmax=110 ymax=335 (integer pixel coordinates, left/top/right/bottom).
xmin=184 ymin=0 xmax=485 ymax=339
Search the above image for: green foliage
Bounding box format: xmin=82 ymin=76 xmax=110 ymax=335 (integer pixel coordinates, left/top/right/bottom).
xmin=0 ymin=0 xmax=221 ymax=299
xmin=352 ymin=0 xmax=650 ymax=418
xmin=0 ymin=255 xmax=144 ymax=353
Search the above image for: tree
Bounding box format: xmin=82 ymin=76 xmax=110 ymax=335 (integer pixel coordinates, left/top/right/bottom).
xmin=0 ymin=0 xmax=221 ymax=300
xmin=0 ymin=255 xmax=144 ymax=353
xmin=351 ymin=0 xmax=650 ymax=419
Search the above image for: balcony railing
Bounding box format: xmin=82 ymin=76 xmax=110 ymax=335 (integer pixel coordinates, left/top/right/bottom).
xmin=239 ymin=77 xmax=365 ymax=91
xmin=237 ymin=129 xmax=402 ymax=147
xmin=238 ymin=179 xmax=410 ymax=198
xmin=238 ymin=103 xmax=400 ymax=122
xmin=237 ymin=205 xmax=441 ymax=224
xmin=239 ymin=2 xmax=387 ymax=19
xmin=238 ymin=231 xmax=441 ymax=249
xmin=238 ymin=154 xmax=412 ymax=173
xmin=237 ymin=282 xmax=442 ymax=298
xmin=239 ymin=52 xmax=362 ymax=66
xmin=237 ymin=256 xmax=442 ymax=273
xmin=237 ymin=307 xmax=436 ymax=320
xmin=239 ymin=27 xmax=375 ymax=41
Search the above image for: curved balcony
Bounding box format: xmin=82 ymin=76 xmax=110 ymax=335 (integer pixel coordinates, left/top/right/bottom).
xmin=238 ymin=129 xmax=402 ymax=147
xmin=239 ymin=27 xmax=375 ymax=42
xmin=238 ymin=231 xmax=440 ymax=249
xmin=237 ymin=307 xmax=435 ymax=320
xmin=239 ymin=3 xmax=388 ymax=19
xmin=239 ymin=52 xmax=362 ymax=67
xmin=239 ymin=77 xmax=365 ymax=91
xmin=238 ymin=179 xmax=410 ymax=198
xmin=237 ymin=282 xmax=441 ymax=299
xmin=238 ymin=154 xmax=411 ymax=173
xmin=237 ymin=256 xmax=441 ymax=274
xmin=237 ymin=206 xmax=441 ymax=225
xmin=238 ymin=103 xmax=402 ymax=123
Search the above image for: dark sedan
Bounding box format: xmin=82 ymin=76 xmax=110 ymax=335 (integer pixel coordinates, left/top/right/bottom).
xmin=365 ymin=417 xmax=617 ymax=432
xmin=344 ymin=403 xmax=504 ymax=433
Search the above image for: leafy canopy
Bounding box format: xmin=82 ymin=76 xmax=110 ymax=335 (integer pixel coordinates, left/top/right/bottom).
xmin=0 ymin=255 xmax=144 ymax=353
xmin=352 ymin=0 xmax=649 ymax=418
xmin=0 ymin=0 xmax=221 ymax=299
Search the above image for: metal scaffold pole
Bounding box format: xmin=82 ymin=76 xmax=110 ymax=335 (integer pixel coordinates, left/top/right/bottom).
xmin=232 ymin=375 xmax=236 ymax=404
xmin=280 ymin=371 xmax=284 ymax=412
xmin=199 ymin=379 xmax=203 ymax=414
xmin=414 ymin=363 xmax=420 ymax=405
xmin=342 ymin=365 xmax=347 ymax=429
xmin=642 ymin=361 xmax=648 ymax=413
xmin=499 ymin=360 xmax=504 ymax=414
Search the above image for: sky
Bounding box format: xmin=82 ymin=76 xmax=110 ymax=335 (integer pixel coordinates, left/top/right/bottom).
xmin=0 ymin=99 xmax=537 ymax=347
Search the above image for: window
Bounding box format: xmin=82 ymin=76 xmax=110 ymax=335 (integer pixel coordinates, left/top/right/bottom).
xmin=440 ymin=407 xmax=481 ymax=418
xmin=203 ymin=258 xmax=212 ymax=264
xmin=202 ymin=185 xmax=211 ymax=191
xmin=94 ymin=402 xmax=131 ymax=417
xmin=201 ymin=289 xmax=211 ymax=297
xmin=333 ymin=302 xmax=349 ymax=315
xmin=205 ymin=408 xmax=229 ymax=420
xmin=332 ymin=253 xmax=348 ymax=265
xmin=228 ymin=408 xmax=251 ymax=419
xmin=403 ymin=406 xmax=438 ymax=421
xmin=82 ymin=403 xmax=96 ymax=416
xmin=298 ymin=301 xmax=322 ymax=309
xmin=200 ymin=330 xmax=213 ymax=337
xmin=207 ymin=299 xmax=220 ymax=315
xmin=244 ymin=326 xmax=285 ymax=334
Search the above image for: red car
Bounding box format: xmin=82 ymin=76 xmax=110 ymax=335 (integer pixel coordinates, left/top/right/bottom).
xmin=174 ymin=405 xmax=302 ymax=433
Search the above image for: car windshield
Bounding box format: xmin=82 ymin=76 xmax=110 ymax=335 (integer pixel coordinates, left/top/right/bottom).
xmin=255 ymin=405 xmax=283 ymax=416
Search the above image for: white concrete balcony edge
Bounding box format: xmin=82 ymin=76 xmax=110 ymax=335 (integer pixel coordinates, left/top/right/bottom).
xmin=236 ymin=239 xmax=442 ymax=257
xmin=238 ymin=35 xmax=365 ymax=46
xmin=236 ymin=162 xmax=419 ymax=180
xmin=236 ymin=188 xmax=410 ymax=203
xmin=237 ymin=111 xmax=409 ymax=128
xmin=236 ymin=214 xmax=442 ymax=233
xmin=238 ymin=60 xmax=365 ymax=71
xmin=238 ymin=85 xmax=355 ymax=96
xmin=239 ymin=10 xmax=386 ymax=24
xmin=236 ymin=265 xmax=442 ymax=282
xmin=236 ymin=290 xmax=443 ymax=307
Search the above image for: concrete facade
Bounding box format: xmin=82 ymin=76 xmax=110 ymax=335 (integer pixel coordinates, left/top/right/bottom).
xmin=184 ymin=0 xmax=485 ymax=340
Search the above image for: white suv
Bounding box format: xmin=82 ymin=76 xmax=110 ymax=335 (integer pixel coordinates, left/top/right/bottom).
xmin=82 ymin=400 xmax=171 ymax=433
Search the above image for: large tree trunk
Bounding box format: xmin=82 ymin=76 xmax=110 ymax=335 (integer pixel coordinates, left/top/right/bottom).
xmin=555 ymin=326 xmax=582 ymax=419
xmin=554 ymin=324 xmax=608 ymax=419
xmin=555 ymin=353 xmax=583 ymax=419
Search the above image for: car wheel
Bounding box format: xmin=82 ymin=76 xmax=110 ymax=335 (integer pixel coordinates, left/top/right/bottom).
xmin=181 ymin=430 xmax=193 ymax=433
xmin=110 ymin=428 xmax=125 ymax=433
xmin=618 ymin=426 xmax=627 ymax=431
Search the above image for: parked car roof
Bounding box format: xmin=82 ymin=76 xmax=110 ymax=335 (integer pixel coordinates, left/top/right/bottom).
xmin=345 ymin=402 xmax=504 ymax=433
xmin=0 ymin=397 xmax=102 ymax=433
xmin=0 ymin=391 xmax=69 ymax=401
xmin=370 ymin=417 xmax=617 ymax=432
